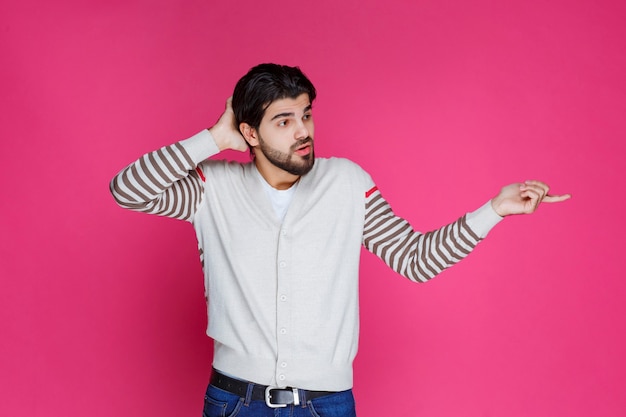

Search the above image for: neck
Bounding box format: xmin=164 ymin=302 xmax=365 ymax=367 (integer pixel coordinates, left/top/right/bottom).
xmin=254 ymin=158 xmax=300 ymax=190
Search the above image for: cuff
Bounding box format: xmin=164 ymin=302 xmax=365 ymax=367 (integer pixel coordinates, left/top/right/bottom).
xmin=179 ymin=129 xmax=221 ymax=165
xmin=465 ymin=200 xmax=504 ymax=239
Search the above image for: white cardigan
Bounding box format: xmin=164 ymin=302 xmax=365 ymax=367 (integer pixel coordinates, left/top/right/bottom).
xmin=111 ymin=130 xmax=502 ymax=391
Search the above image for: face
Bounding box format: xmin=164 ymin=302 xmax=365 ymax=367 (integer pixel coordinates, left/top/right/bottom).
xmin=252 ymin=93 xmax=315 ymax=176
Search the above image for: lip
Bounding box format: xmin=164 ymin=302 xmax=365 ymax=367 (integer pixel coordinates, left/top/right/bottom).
xmin=294 ymin=144 xmax=312 ymax=156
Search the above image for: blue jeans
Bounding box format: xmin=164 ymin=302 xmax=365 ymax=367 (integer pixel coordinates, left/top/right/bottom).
xmin=202 ymin=384 xmax=357 ymax=417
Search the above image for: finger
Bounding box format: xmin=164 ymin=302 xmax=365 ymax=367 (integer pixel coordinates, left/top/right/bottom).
xmin=542 ymin=194 xmax=572 ymax=203
xmin=521 ymin=194 xmax=539 ymax=213
xmin=523 ymin=180 xmax=548 ymax=195
xmin=521 ymin=184 xmax=546 ymax=202
xmin=524 ymin=180 xmax=550 ymax=192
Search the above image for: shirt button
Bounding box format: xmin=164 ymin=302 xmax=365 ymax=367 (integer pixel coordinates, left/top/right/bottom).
xmin=279 ymin=261 xmax=287 ymax=268
xmin=281 ymin=230 xmax=287 ymax=236
xmin=280 ymin=294 xmax=287 ymax=302
xmin=279 ymin=374 xmax=286 ymax=381
xmin=280 ymin=328 xmax=287 ymax=335
xmin=281 ymin=362 xmax=288 ymax=368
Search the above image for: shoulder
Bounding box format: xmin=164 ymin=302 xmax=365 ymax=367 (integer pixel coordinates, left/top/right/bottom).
xmin=197 ymin=158 xmax=255 ymax=180
xmin=315 ymin=157 xmax=369 ymax=176
xmin=198 ymin=158 xmax=251 ymax=171
xmin=312 ymin=157 xmax=374 ymax=190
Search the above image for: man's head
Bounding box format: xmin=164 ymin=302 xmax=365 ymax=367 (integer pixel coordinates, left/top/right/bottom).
xmin=232 ymin=64 xmax=317 ymax=180
xmin=232 ymin=63 xmax=316 ymax=131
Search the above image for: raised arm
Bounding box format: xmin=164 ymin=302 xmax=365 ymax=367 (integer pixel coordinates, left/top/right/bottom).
xmin=110 ymin=98 xmax=248 ymax=221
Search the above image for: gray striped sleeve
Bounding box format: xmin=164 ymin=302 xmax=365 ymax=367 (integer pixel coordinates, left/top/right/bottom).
xmin=110 ymin=143 xmax=205 ymax=222
xmin=362 ymin=187 xmax=482 ymax=282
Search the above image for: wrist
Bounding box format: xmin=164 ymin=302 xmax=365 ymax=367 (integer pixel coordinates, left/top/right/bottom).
xmin=208 ymin=125 xmax=229 ymax=151
xmin=490 ymin=197 xmax=507 ymax=217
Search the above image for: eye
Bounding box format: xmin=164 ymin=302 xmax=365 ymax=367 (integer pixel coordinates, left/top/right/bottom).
xmin=303 ymin=113 xmax=312 ymax=120
xmin=278 ymin=120 xmax=288 ymax=127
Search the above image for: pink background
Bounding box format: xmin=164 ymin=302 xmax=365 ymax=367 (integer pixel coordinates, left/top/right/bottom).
xmin=1 ymin=0 xmax=625 ymax=416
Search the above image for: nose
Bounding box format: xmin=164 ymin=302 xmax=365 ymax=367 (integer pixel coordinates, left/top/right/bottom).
xmin=294 ymin=119 xmax=309 ymax=140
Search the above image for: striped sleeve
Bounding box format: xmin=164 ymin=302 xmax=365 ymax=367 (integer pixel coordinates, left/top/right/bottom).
xmin=362 ymin=186 xmax=483 ymax=283
xmin=110 ymin=141 xmax=206 ymax=222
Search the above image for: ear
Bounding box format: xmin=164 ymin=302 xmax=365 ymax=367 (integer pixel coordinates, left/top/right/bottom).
xmin=239 ymin=123 xmax=259 ymax=147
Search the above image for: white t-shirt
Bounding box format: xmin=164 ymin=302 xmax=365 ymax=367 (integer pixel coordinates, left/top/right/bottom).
xmin=256 ymin=170 xmax=299 ymax=222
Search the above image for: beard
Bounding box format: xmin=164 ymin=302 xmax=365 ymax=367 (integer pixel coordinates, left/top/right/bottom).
xmin=257 ymin=135 xmax=315 ymax=176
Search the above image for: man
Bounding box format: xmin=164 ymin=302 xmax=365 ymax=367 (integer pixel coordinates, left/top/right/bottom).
xmin=110 ymin=63 xmax=570 ymax=416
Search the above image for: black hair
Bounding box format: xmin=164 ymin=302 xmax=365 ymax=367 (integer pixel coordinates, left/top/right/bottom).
xmin=232 ymin=63 xmax=317 ymax=130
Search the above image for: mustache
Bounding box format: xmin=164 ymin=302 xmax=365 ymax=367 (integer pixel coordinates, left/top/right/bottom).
xmin=291 ymin=137 xmax=313 ymax=151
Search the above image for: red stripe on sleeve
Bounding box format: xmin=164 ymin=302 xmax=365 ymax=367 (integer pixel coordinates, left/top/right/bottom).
xmin=365 ymin=186 xmax=378 ymax=198
xmin=195 ymin=167 xmax=206 ymax=182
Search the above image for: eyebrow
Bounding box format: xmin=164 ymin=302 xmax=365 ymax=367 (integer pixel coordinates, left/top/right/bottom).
xmin=270 ymin=104 xmax=312 ymax=121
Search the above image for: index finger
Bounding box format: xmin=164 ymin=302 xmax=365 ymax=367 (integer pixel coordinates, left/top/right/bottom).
xmin=543 ymin=194 xmax=572 ymax=203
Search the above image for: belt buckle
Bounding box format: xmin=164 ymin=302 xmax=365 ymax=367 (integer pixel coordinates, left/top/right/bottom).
xmin=265 ymin=386 xmax=300 ymax=408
